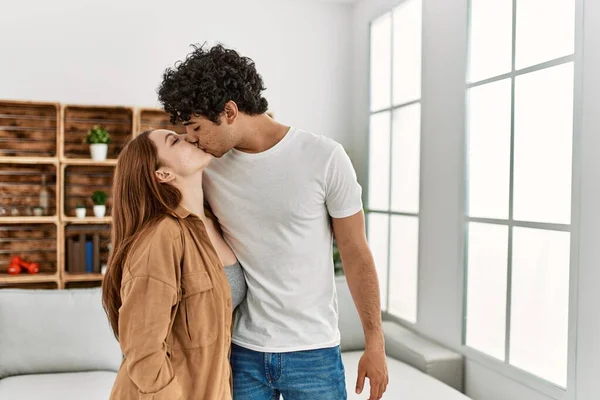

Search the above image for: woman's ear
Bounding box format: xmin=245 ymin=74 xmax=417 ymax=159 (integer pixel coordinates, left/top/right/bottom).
xmin=155 ymin=168 xmax=175 ymax=184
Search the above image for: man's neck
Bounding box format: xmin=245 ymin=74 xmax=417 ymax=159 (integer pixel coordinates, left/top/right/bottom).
xmin=234 ymin=114 xmax=290 ymax=154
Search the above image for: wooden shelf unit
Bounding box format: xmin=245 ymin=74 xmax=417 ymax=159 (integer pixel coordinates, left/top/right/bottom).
xmin=0 ymin=101 xmax=133 ymax=289
xmin=0 ymin=102 xmax=176 ymax=290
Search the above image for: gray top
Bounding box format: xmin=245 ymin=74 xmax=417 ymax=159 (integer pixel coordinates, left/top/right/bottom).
xmin=224 ymin=261 xmax=247 ymax=310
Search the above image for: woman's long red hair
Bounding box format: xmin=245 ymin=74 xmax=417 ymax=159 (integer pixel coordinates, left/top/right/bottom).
xmin=102 ymin=130 xmax=181 ymax=339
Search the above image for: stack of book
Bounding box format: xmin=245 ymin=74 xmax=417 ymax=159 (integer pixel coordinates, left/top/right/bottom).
xmin=66 ymin=233 xmax=101 ymax=274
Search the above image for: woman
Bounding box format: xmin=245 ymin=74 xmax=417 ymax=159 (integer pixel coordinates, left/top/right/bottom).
xmin=102 ymin=129 xmax=246 ymax=400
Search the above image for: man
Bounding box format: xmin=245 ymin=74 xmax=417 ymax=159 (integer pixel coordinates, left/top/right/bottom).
xmin=158 ymin=44 xmax=388 ymax=400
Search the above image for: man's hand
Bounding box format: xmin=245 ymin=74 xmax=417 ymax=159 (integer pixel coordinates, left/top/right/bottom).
xmin=355 ymin=347 xmax=389 ymax=399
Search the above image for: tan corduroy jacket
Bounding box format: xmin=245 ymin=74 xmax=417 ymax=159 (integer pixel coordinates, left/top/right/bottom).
xmin=109 ymin=205 xmax=233 ymax=400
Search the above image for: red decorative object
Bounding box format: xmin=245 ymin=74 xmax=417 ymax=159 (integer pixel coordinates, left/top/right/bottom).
xmin=6 ymin=256 xmax=40 ymax=275
xmin=7 ymin=263 xmax=21 ymax=275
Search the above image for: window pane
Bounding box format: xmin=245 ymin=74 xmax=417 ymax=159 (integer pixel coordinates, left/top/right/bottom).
xmin=513 ymin=63 xmax=574 ymax=224
xmin=467 ymin=79 xmax=512 ymax=219
xmin=469 ymin=0 xmax=513 ymax=82
xmin=389 ymin=215 xmax=419 ymax=323
xmin=510 ymin=227 xmax=570 ymax=387
xmin=516 ymin=0 xmax=575 ymax=70
xmin=391 ymin=104 xmax=420 ymax=214
xmin=368 ymin=213 xmax=390 ymax=311
xmin=466 ymin=222 xmax=508 ymax=361
xmin=371 ymin=13 xmax=392 ymax=112
xmin=369 ymin=112 xmax=391 ymax=210
xmin=393 ymin=0 xmax=422 ymax=105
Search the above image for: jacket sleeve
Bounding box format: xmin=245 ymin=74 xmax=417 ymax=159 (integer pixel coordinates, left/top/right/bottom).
xmin=118 ymin=226 xmax=183 ymax=399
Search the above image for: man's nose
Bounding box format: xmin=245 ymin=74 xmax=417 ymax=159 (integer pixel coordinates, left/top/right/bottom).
xmin=182 ymin=134 xmax=196 ymax=143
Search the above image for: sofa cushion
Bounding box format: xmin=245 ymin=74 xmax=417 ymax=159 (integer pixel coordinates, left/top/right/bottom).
xmin=0 ymin=371 xmax=116 ymax=400
xmin=0 ymin=288 xmax=122 ymax=378
xmin=342 ymin=351 xmax=470 ymax=399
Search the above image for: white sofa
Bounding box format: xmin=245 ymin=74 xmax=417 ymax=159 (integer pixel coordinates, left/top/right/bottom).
xmin=0 ymin=288 xmax=120 ymax=400
xmin=0 ymin=281 xmax=469 ymax=399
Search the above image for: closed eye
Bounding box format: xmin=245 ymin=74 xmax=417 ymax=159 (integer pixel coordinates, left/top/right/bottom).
xmin=172 ymin=137 xmax=179 ymax=145
xmin=194 ymin=126 xmax=200 ymax=132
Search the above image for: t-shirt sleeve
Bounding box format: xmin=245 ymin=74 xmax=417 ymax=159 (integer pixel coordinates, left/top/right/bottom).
xmin=325 ymin=144 xmax=364 ymax=219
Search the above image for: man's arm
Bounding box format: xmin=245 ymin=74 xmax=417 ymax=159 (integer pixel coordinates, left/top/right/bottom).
xmin=332 ymin=211 xmax=389 ymax=400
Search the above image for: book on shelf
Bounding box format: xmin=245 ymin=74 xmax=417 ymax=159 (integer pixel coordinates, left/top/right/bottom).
xmin=67 ymin=233 xmax=105 ymax=274
xmin=93 ymin=234 xmax=100 ymax=273
xmin=79 ymin=233 xmax=86 ymax=273
xmin=67 ymin=235 xmax=85 ymax=274
xmin=67 ymin=237 xmax=74 ymax=274
xmin=85 ymin=240 xmax=93 ymax=273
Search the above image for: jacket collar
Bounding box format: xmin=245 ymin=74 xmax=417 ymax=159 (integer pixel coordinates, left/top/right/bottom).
xmin=173 ymin=204 xmax=191 ymax=219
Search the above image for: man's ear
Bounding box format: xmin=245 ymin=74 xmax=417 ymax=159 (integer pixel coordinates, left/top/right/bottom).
xmin=223 ymin=100 xmax=239 ymax=125
xmin=155 ymin=168 xmax=175 ymax=184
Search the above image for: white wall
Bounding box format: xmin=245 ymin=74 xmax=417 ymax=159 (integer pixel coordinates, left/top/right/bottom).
xmin=0 ymin=0 xmax=353 ymax=147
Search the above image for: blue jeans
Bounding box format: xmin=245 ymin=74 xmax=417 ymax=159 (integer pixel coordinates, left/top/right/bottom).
xmin=230 ymin=343 xmax=347 ymax=400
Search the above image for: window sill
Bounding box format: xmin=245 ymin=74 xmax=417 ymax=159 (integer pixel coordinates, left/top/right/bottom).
xmin=462 ymin=346 xmax=567 ymax=400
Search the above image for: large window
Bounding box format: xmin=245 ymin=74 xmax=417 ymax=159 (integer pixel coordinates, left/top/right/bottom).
xmin=368 ymin=0 xmax=422 ymax=323
xmin=465 ymin=0 xmax=576 ymax=388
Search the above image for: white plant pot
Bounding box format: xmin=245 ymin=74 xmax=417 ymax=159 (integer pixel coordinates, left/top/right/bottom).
xmin=75 ymin=208 xmax=86 ymax=219
xmin=93 ymin=205 xmax=106 ymax=218
xmin=90 ymin=144 xmax=108 ymax=161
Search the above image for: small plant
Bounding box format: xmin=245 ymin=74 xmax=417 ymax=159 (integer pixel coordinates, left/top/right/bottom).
xmin=91 ymin=191 xmax=108 ymax=206
xmin=76 ymin=203 xmax=85 ymax=209
xmin=84 ymin=125 xmax=111 ymax=144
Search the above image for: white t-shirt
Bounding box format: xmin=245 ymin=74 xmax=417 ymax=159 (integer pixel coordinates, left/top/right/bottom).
xmin=204 ymin=127 xmax=363 ymax=352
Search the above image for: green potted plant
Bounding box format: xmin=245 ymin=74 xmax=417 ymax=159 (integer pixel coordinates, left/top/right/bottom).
xmin=91 ymin=191 xmax=108 ymax=217
xmin=84 ymin=125 xmax=111 ymax=161
xmin=75 ymin=203 xmax=86 ymax=219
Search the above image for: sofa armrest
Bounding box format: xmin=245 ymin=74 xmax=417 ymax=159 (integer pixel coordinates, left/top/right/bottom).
xmin=383 ymin=321 xmax=463 ymax=392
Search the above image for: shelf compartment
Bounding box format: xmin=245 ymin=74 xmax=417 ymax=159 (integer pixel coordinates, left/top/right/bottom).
xmin=0 ymin=163 xmax=57 ymax=218
xmin=64 ymin=224 xmax=110 ymax=276
xmin=0 ymin=101 xmax=59 ymax=158
xmin=62 ymin=165 xmax=113 ymax=218
xmin=0 ymin=224 xmax=58 ymax=275
xmin=62 ymin=105 xmax=134 ymax=160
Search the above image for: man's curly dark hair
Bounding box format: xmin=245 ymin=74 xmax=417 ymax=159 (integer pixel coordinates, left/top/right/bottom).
xmin=157 ymin=44 xmax=269 ymax=125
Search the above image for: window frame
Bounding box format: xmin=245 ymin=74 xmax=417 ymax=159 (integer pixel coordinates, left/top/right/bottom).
xmin=462 ymin=0 xmax=583 ymax=398
xmin=366 ymin=0 xmax=424 ymax=326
